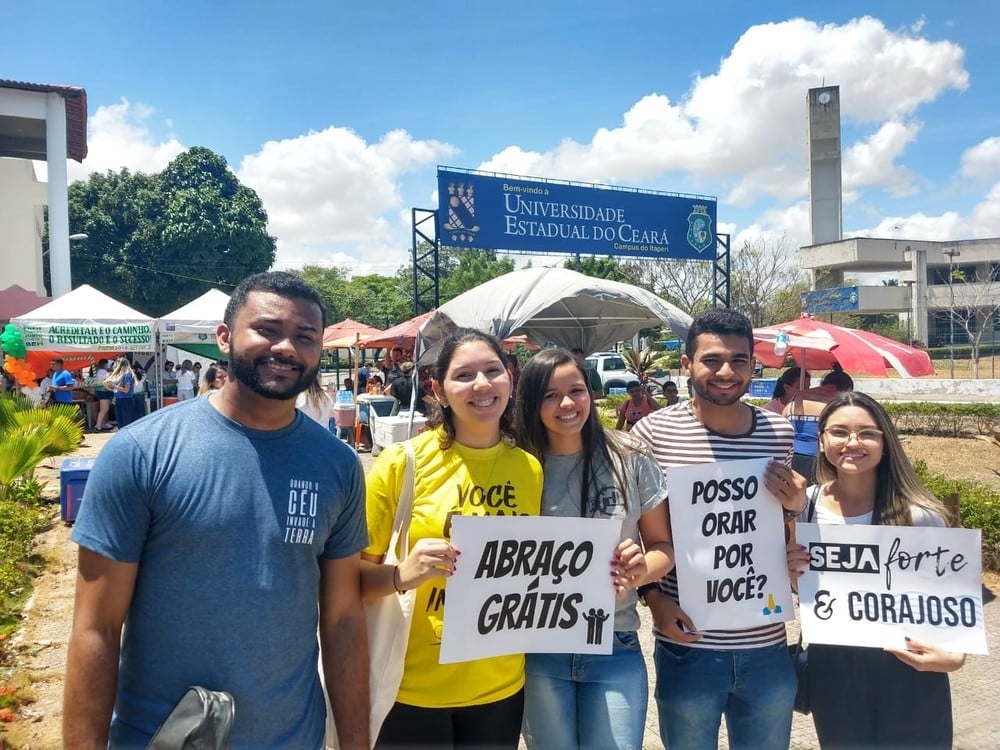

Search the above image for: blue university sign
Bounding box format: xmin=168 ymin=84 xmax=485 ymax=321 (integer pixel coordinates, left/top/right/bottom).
xmin=802 ymin=286 xmax=861 ymax=313
xmin=437 ymin=167 xmax=717 ymax=260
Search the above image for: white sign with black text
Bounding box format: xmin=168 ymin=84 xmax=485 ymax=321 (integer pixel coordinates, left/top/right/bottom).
xmin=666 ymin=458 xmax=794 ymax=630
xmin=439 ymin=515 xmax=622 ymax=664
xmin=796 ymin=523 xmax=988 ymax=654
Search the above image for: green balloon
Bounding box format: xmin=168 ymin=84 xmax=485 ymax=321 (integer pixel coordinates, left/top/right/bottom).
xmin=0 ymin=324 xmax=26 ymax=358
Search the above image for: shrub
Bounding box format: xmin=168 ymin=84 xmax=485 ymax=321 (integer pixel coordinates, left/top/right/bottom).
xmin=0 ymin=482 xmax=50 ymax=636
xmin=913 ymin=460 xmax=1000 ymax=571
xmin=883 ymin=402 xmax=1000 ymax=438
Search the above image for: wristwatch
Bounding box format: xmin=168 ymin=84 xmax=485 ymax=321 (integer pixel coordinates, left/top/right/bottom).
xmin=636 ymin=582 xmax=660 ymax=605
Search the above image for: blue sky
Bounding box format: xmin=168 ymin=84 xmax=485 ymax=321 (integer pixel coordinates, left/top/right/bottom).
xmin=6 ymin=1 xmax=999 ymax=275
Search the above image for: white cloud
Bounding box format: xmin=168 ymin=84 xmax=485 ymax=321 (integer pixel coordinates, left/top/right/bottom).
xmin=960 ymin=137 xmax=1000 ymax=180
xmin=481 ymin=16 xmax=967 ymax=208
xmin=967 ymin=181 xmax=1000 ymax=236
xmin=70 ymin=100 xmax=184 ymax=182
xmin=236 ymin=126 xmax=455 ymax=273
xmin=842 ymin=120 xmax=921 ymax=197
xmin=67 ymin=15 xmax=987 ymax=274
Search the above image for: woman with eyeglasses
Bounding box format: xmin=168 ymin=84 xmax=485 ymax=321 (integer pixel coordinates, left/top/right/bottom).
xmin=787 ymin=390 xmax=965 ymax=748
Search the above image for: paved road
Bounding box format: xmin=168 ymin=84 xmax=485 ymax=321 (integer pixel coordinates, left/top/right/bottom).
xmin=356 ymin=450 xmax=1000 ymax=749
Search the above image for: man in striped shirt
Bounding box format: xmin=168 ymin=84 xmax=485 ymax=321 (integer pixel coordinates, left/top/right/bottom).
xmin=631 ymin=308 xmax=808 ymax=750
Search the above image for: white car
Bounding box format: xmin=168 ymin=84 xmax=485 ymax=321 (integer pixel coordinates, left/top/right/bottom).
xmin=585 ymin=352 xmax=631 ymax=391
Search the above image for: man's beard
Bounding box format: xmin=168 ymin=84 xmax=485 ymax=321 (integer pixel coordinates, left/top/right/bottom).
xmin=228 ymin=349 xmax=318 ymax=401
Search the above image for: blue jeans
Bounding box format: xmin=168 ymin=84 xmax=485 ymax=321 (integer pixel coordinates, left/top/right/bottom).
xmin=653 ymin=639 xmax=795 ymax=750
xmin=522 ymin=630 xmax=647 ymax=750
xmin=114 ymin=397 xmax=136 ymax=428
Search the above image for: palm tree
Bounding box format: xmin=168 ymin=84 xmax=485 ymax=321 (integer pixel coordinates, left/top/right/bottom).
xmin=0 ymin=393 xmax=84 ymax=501
xmin=622 ymin=348 xmax=677 ymax=384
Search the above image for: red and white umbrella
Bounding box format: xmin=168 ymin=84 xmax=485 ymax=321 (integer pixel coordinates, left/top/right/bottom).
xmin=322 ymin=319 xmax=384 ymax=350
xmin=357 ymin=311 xmax=435 ymax=351
xmin=753 ymin=317 xmax=935 ymax=378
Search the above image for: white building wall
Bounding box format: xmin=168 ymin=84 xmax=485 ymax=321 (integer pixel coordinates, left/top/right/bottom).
xmin=0 ymin=157 xmax=46 ymax=293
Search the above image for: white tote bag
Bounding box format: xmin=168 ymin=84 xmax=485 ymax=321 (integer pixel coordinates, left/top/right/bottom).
xmin=327 ymin=442 xmax=417 ymax=749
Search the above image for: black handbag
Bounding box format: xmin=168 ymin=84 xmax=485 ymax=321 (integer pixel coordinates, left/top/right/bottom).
xmin=147 ymin=686 xmax=235 ymax=749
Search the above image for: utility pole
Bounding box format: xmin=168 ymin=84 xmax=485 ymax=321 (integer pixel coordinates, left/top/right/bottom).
xmin=942 ymin=248 xmax=961 ymax=379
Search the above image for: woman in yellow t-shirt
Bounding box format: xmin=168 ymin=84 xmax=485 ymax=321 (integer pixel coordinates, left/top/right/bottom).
xmin=361 ymin=328 xmax=543 ymax=748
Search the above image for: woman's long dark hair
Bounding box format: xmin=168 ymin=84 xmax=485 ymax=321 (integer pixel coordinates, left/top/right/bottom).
xmin=514 ymin=348 xmax=630 ymax=516
xmin=424 ymin=328 xmax=515 ymax=449
xmin=772 ymin=367 xmax=807 ymax=399
xmin=815 ymin=391 xmax=947 ymax=526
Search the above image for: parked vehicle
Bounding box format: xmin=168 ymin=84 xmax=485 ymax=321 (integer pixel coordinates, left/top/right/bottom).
xmin=584 ymin=352 xmax=630 ymax=391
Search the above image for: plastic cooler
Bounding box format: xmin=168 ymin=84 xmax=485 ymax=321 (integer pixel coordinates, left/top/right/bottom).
xmin=356 ymin=394 xmax=396 ymax=424
xmin=371 ymin=412 xmax=427 ymax=454
xmin=333 ymin=403 xmax=356 ymax=428
xmin=60 ymin=457 xmax=96 ymax=523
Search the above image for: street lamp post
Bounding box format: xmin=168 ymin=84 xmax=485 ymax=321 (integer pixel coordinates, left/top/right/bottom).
xmin=942 ymin=248 xmax=961 ymax=379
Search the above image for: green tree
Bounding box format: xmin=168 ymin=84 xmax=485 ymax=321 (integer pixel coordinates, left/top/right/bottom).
xmin=298 ymin=265 xmax=414 ymax=328
xmin=620 ymin=257 xmax=714 ymax=318
xmin=344 ymin=273 xmax=413 ymax=327
xmin=60 ymin=147 xmax=276 ymax=316
xmin=298 ymin=265 xmax=351 ymax=322
xmin=563 ymin=255 xmax=627 ymax=281
xmin=435 ymin=246 xmax=515 ymax=305
xmin=730 ymin=236 xmax=807 ymax=325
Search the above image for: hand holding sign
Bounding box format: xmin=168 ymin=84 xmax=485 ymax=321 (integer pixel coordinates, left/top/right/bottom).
xmin=612 ymin=538 xmax=646 ymax=600
xmin=885 ymin=636 xmax=967 ymax=673
xmin=397 ymin=538 xmax=459 ymax=591
xmin=763 ymin=459 xmax=807 ymax=515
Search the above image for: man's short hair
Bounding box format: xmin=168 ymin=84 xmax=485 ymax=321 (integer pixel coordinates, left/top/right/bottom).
xmin=52 ymin=358 xmax=64 ymax=365
xmin=224 ymin=271 xmax=327 ymax=328
xmin=663 ymin=381 xmax=678 ymax=390
xmin=685 ymin=309 xmax=754 ymax=359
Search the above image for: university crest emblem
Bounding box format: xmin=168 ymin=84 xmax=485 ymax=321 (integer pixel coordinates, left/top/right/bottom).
xmin=443 ymin=181 xmax=480 ymax=244
xmin=686 ymin=205 xmax=713 ymax=253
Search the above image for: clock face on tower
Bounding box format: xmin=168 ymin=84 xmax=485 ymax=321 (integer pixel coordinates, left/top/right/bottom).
xmin=818 ymin=91 xmax=831 ymax=105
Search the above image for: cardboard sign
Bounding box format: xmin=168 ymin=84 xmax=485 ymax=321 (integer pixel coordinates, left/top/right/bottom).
xmin=666 ymin=458 xmax=793 ymax=630
xmin=796 ymin=523 xmax=988 ymax=654
xmin=439 ymin=515 xmax=622 ymax=664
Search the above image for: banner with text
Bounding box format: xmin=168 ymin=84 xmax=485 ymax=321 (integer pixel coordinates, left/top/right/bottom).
xmin=437 ymin=167 xmax=717 ymax=260
xmin=666 ymin=458 xmax=793 ymax=630
xmin=440 ymin=515 xmax=622 ymax=664
xmin=19 ymin=322 xmax=155 ymax=352
xmin=795 ymin=523 xmax=987 ymax=654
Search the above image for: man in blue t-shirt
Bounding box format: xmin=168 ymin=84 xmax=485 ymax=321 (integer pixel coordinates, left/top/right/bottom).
xmin=64 ymin=272 xmax=370 ymax=749
xmin=48 ymin=358 xmax=75 ymax=404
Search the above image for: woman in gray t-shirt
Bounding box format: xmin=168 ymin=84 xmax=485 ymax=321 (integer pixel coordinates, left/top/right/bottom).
xmin=514 ymin=348 xmax=674 ymax=750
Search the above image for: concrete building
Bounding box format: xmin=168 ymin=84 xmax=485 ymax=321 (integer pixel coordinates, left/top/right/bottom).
xmin=798 ymin=237 xmax=1000 ymax=348
xmin=801 ymin=84 xmax=999 ymax=349
xmin=0 ymin=79 xmax=88 ymax=297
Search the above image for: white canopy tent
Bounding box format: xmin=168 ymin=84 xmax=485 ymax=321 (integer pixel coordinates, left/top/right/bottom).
xmin=415 ymin=267 xmax=693 ymax=365
xmin=158 ymin=288 xmax=230 ymax=361
xmin=12 ymin=284 xmax=155 ymax=365
xmin=10 ymin=285 xmax=155 ymax=418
